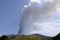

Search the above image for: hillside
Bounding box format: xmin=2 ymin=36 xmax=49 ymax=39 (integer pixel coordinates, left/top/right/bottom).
xmin=0 ymin=33 xmax=60 ymax=40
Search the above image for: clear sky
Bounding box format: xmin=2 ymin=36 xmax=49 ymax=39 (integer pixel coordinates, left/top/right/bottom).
xmin=0 ymin=0 xmax=60 ymax=37
xmin=0 ymin=0 xmax=29 ymax=35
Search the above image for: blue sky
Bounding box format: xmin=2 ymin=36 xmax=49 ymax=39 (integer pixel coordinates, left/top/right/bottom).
xmin=0 ymin=0 xmax=29 ymax=35
xmin=0 ymin=0 xmax=60 ymax=37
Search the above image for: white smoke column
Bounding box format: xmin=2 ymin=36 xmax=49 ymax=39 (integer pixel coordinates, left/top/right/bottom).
xmin=18 ymin=0 xmax=60 ymax=37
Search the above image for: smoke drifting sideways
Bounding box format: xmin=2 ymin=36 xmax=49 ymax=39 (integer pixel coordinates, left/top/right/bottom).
xmin=18 ymin=0 xmax=60 ymax=37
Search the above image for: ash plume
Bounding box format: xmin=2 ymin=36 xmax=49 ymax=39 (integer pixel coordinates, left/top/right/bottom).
xmin=18 ymin=0 xmax=60 ymax=37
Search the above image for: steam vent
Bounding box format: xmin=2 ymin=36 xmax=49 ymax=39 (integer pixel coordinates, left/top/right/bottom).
xmin=18 ymin=0 xmax=60 ymax=37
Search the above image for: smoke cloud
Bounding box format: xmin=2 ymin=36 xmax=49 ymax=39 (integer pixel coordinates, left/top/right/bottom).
xmin=18 ymin=0 xmax=60 ymax=37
